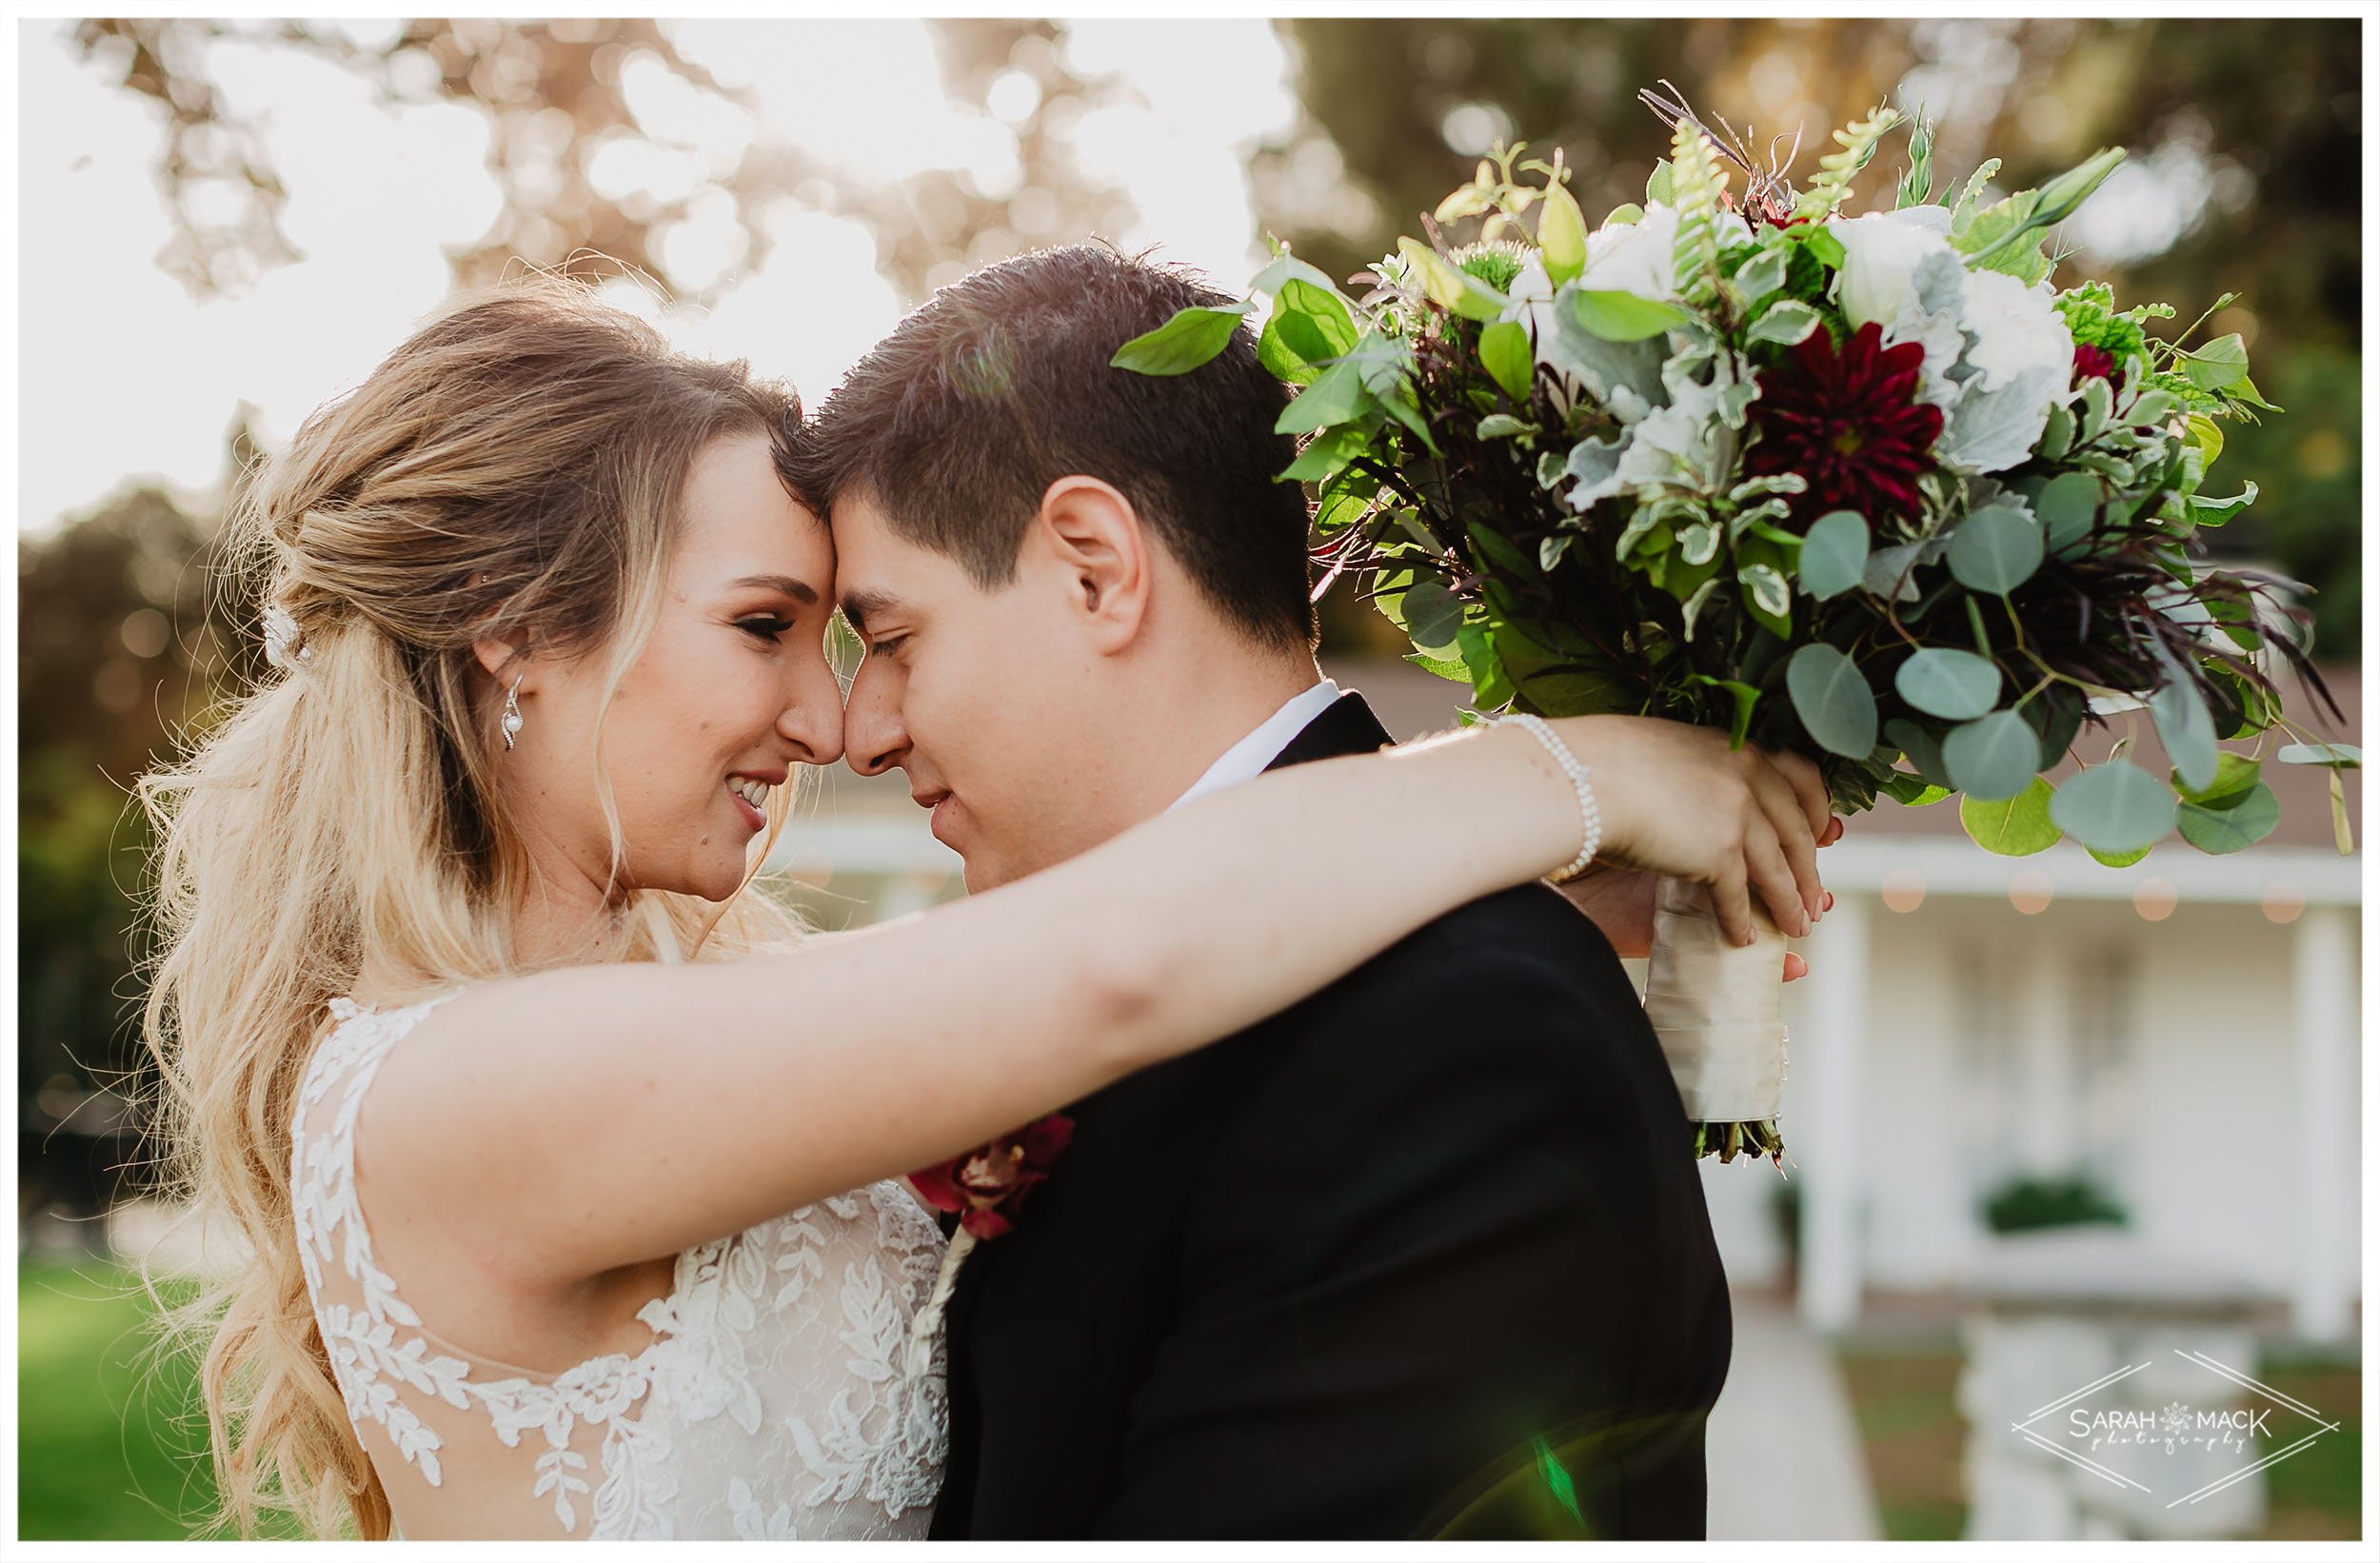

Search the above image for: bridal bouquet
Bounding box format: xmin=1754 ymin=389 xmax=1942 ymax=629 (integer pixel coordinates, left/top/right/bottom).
xmin=1118 ymin=90 xmax=2349 ymax=1164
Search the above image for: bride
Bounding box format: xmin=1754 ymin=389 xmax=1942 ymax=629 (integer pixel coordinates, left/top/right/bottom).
xmin=138 ymin=283 xmax=1832 ymax=1540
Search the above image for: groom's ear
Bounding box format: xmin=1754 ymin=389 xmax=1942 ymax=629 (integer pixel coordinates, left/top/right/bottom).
xmin=1033 ymin=475 xmax=1151 ymax=654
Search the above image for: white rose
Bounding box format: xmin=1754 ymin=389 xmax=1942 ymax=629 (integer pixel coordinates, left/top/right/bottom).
xmin=1826 ymin=208 xmax=1956 ymax=331
xmin=1958 ymin=267 xmax=2074 ymax=393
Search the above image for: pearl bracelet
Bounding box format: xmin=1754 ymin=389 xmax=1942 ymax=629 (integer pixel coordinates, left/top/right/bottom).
xmin=1497 ymin=712 xmax=1603 ymax=884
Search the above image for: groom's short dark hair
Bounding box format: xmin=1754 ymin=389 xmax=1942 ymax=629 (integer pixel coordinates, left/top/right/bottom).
xmin=787 ymin=244 xmax=1317 ymax=647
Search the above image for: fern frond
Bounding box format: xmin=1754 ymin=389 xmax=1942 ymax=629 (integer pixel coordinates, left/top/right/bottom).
xmin=1791 ymin=104 xmax=1902 ymax=223
xmin=1667 ymin=120 xmax=1729 ymax=308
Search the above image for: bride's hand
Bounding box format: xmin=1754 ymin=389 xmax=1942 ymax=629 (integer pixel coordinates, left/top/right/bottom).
xmin=1545 ymin=715 xmax=1834 ymax=947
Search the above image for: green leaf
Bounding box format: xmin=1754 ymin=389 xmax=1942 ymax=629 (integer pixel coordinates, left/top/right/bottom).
xmin=2088 ymin=842 xmax=2152 ymax=868
xmin=1947 ymin=505 xmax=2044 ymax=594
xmin=1687 ymin=673 xmax=1761 ymax=749
xmin=1249 ymin=250 xmax=1348 ymax=302
xmin=1646 ymin=160 xmax=1675 ymax=205
xmin=1746 ymin=298 xmax=1822 ymax=346
xmin=1801 ymin=226 xmax=1846 ymax=271
xmin=1256 ymin=278 xmax=1359 ymax=384
xmin=2049 ymin=758 xmax=2177 ymax=853
xmin=1477 ymin=412 xmax=1538 ymax=440
xmin=1896 ymin=647 xmax=2004 ymax=721
xmin=1478 ymin=319 xmax=1535 ymax=402
xmin=2189 ymin=483 xmax=2258 ymax=526
xmin=1961 ymin=776 xmax=2062 ymax=856
xmin=1786 ymin=642 xmax=1879 ymax=759
xmin=1110 ymin=304 xmax=1251 ymax=375
xmin=1944 ymin=709 xmax=2041 ymax=801
xmin=2276 ymin=742 xmax=2362 ymax=769
xmin=1798 ymin=509 xmax=1869 ymax=601
xmin=2186 ymin=413 xmax=2225 ymax=467
xmin=1273 ymin=357 xmax=1373 ymax=435
xmin=1405 ymin=649 xmax=1469 ymax=682
xmin=1457 ymin=620 xmax=1516 ymax=709
xmin=1572 ymin=289 xmax=1693 ymax=342
xmin=1537 ymin=180 xmax=1590 ymax=287
xmin=2175 ymin=781 xmax=2280 ymax=854
xmin=1279 ymin=424 xmax=1366 ymax=483
xmin=2182 ymin=332 xmax=2251 ymax=392
xmin=1399 ymin=580 xmax=1463 ymax=653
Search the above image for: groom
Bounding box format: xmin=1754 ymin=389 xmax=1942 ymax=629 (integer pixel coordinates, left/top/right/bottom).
xmin=792 ymin=245 xmax=1732 ymax=1539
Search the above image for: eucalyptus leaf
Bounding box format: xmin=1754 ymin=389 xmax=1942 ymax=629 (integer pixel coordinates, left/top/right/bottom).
xmin=1786 ymin=643 xmax=1878 ymax=759
xmin=1948 ymin=504 xmax=2044 ymax=594
xmin=1110 ymin=304 xmax=1251 ymax=375
xmin=2147 ymin=651 xmax=2218 ymax=794
xmin=1399 ymin=581 xmax=1463 ymax=654
xmin=2087 ymin=842 xmax=2152 ymax=868
xmin=1478 ymin=319 xmax=1534 ymax=402
xmin=1886 ymin=717 xmax=1953 ymax=790
xmin=2276 ymin=742 xmax=2362 ymax=768
xmin=2033 ymin=472 xmax=2100 ymax=553
xmin=2172 ymin=751 xmax=2259 ymax=806
xmin=2049 ymin=758 xmax=2177 ymax=853
xmin=2175 ymin=781 xmax=2280 ymax=854
xmin=1573 ymin=289 xmax=1693 ymax=342
xmin=1960 ymin=777 xmax=2061 ymax=856
xmin=1799 ymin=508 xmax=1869 ymax=601
xmin=1943 ymin=709 xmax=2041 ymax=801
xmin=1895 ymin=647 xmax=2003 ymax=721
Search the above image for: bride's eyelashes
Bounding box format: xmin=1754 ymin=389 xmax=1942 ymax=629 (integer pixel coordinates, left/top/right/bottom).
xmin=736 ymin=613 xmax=797 ymax=643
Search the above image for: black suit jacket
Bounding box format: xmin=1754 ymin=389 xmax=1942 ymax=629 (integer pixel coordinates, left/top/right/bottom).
xmin=928 ymin=693 xmax=1731 ymax=1539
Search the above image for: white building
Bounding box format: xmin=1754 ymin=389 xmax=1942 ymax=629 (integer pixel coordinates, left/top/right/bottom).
xmin=773 ymin=658 xmax=2364 ymax=1344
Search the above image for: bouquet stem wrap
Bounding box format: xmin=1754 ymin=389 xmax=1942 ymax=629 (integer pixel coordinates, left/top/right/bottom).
xmin=1642 ymin=877 xmax=1788 ymax=1158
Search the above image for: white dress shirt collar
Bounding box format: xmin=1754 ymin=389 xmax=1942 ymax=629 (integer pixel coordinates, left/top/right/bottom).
xmin=1167 ymin=679 xmax=1343 ymax=813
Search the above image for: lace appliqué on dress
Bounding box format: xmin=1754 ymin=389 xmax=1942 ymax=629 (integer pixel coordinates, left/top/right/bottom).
xmin=289 ymin=996 xmax=948 ymax=1539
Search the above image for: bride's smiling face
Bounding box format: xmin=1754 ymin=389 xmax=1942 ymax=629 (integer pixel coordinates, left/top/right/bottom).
xmin=483 ymin=431 xmax=845 ymax=907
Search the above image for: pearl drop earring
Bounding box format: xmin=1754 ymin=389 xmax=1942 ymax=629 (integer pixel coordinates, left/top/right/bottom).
xmin=501 ymin=674 xmax=526 ymax=750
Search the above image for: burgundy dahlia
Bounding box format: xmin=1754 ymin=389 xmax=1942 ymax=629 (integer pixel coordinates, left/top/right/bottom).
xmin=2072 ymin=342 xmax=2126 ymax=392
xmin=1743 ymin=320 xmax=1944 ymax=524
xmin=909 ymin=1113 xmax=1076 ymax=1239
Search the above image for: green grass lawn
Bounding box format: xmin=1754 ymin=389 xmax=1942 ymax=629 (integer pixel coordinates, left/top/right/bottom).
xmin=14 ymin=1259 xmax=304 ymax=1540
xmin=1837 ymin=1345 xmax=2363 ymax=1542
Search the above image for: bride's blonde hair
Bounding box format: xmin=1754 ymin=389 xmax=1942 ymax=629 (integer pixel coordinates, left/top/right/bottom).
xmin=136 ymin=282 xmax=807 ymax=1538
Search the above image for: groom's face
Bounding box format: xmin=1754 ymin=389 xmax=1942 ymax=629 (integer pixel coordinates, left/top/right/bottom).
xmin=831 ymin=492 xmax=1121 ymax=892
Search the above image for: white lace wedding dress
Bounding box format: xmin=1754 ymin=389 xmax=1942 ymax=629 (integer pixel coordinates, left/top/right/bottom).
xmin=290 ymin=994 xmax=950 ymax=1539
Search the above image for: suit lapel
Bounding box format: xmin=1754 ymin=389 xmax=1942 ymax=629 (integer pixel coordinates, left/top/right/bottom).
xmin=1262 ymin=690 xmax=1395 ymax=773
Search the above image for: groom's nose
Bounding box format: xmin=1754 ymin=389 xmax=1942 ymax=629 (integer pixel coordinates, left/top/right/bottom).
xmin=842 ymin=663 xmax=908 ymax=779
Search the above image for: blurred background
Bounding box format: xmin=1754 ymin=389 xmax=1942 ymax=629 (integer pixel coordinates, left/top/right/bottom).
xmin=15 ymin=15 xmax=2361 ymax=1542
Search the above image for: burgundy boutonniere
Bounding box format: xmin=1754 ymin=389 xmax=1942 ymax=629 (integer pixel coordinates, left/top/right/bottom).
xmin=908 ymin=1113 xmax=1075 ymax=1239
